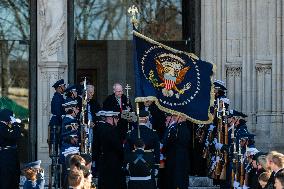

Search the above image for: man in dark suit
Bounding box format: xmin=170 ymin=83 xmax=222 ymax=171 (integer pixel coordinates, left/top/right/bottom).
xmin=0 ymin=108 xmax=22 ymax=189
xmin=103 ymin=83 xmax=132 ymax=141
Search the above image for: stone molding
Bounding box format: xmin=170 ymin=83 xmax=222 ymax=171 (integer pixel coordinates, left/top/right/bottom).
xmin=255 ymin=64 xmax=272 ymax=74
xmin=225 ymin=65 xmax=242 ymax=77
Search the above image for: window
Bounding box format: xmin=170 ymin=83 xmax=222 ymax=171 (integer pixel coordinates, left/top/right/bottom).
xmin=75 ymin=0 xmax=182 ymax=40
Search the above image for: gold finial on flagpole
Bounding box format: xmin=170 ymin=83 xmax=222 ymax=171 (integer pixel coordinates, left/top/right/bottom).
xmin=128 ymin=5 xmax=139 ymax=29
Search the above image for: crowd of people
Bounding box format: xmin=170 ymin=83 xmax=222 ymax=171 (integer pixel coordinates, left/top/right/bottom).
xmin=1 ymin=77 xmax=284 ymax=189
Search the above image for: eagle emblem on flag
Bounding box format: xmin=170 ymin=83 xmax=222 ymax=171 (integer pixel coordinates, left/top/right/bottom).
xmin=150 ymin=53 xmax=191 ymax=98
xmin=133 ymin=31 xmax=215 ymax=123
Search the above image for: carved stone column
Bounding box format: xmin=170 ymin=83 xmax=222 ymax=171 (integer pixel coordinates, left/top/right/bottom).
xmin=37 ymin=0 xmax=68 ymax=173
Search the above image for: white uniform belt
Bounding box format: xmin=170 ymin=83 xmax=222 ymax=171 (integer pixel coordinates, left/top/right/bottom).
xmin=0 ymin=145 xmax=17 ymax=150
xmin=129 ymin=175 xmax=151 ymax=181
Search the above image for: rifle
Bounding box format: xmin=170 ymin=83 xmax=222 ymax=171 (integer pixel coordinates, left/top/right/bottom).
xmin=239 ymin=143 xmax=245 ymax=186
xmin=48 ymin=125 xmax=62 ymax=189
xmin=231 ymin=124 xmax=237 ymax=188
xmin=214 ymin=99 xmax=224 ymax=177
xmin=220 ymin=102 xmax=228 ymax=180
xmin=80 ymin=77 xmax=92 ymax=155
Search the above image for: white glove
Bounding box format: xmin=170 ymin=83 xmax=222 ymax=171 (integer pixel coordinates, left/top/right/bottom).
xmin=215 ymin=142 xmax=223 ymax=150
xmin=154 ymin=169 xmax=158 ymax=176
xmin=37 ymin=169 xmax=44 ymax=179
xmin=242 ymin=185 xmax=250 ymax=189
xmin=126 ymin=163 xmax=129 ymax=170
xmin=10 ymin=116 xmax=21 ymax=124
xmin=205 ymin=140 xmax=209 ymax=147
xmin=209 ymin=124 xmax=215 ymax=131
xmin=233 ymin=181 xmax=240 ymax=188
xmin=213 ymin=138 xmax=218 ymax=144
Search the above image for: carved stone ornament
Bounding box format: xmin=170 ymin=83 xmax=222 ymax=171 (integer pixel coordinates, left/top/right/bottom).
xmin=226 ymin=65 xmax=242 ymax=77
xmin=255 ymin=64 xmax=272 ymax=74
xmin=39 ymin=0 xmax=66 ymax=61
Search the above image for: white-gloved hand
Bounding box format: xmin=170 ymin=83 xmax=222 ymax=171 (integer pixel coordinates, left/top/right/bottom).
xmin=216 ymin=156 xmax=220 ymax=162
xmin=126 ymin=163 xmax=129 ymax=170
xmin=233 ymin=181 xmax=240 ymax=188
xmin=205 ymin=140 xmax=209 ymax=147
xmin=37 ymin=169 xmax=44 ymax=179
xmin=208 ymin=124 xmax=215 ymax=131
xmin=215 ymin=142 xmax=223 ymax=150
xmin=10 ymin=116 xmax=21 ymax=124
xmin=154 ymin=169 xmax=159 ymax=176
xmin=242 ymin=185 xmax=250 ymax=189
xmin=213 ymin=138 xmax=218 ymax=144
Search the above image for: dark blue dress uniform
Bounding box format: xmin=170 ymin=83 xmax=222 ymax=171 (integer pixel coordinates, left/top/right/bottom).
xmin=125 ymin=149 xmax=156 ymax=189
xmin=49 ymin=79 xmax=66 ymax=153
xmin=94 ymin=113 xmax=126 ymax=189
xmin=49 ymin=79 xmax=66 ymax=126
xmin=0 ymin=108 xmax=21 ymax=189
xmin=65 ymin=84 xmax=82 ymax=116
xmin=60 ymin=115 xmax=80 ymax=161
xmin=163 ymin=121 xmax=191 ymax=189
xmin=23 ymin=160 xmax=45 ymax=189
xmin=126 ymin=123 xmax=160 ymax=165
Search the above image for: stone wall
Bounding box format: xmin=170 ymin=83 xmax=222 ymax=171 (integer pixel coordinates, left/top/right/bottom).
xmin=201 ymin=0 xmax=284 ymax=152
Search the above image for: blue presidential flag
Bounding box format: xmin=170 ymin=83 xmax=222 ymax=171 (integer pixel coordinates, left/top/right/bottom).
xmin=133 ymin=31 xmax=215 ymax=124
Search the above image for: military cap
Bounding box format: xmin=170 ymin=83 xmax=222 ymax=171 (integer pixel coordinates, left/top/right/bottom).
xmin=0 ymin=108 xmax=13 ymax=122
xmin=64 ymin=84 xmax=77 ymax=93
xmin=214 ymin=80 xmax=227 ymax=91
xmin=62 ymin=147 xmax=80 ymax=157
xmin=62 ymin=100 xmax=78 ymax=108
xmin=139 ymin=110 xmax=149 ymax=117
xmin=240 ymin=133 xmax=255 ymax=140
xmin=24 ymin=160 xmax=41 ymax=169
xmin=252 ymin=152 xmax=267 ymax=161
xmin=246 ymin=147 xmax=259 ymax=156
xmin=228 ymin=109 xmax=247 ymax=118
xmin=52 ymin=79 xmax=65 ymax=88
xmin=96 ymin=110 xmax=120 ymax=117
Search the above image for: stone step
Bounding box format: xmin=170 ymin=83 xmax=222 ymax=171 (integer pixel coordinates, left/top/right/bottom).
xmin=189 ymin=176 xmax=215 ymax=187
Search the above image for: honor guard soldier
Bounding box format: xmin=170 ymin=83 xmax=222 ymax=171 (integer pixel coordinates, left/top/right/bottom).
xmin=48 ymin=79 xmax=66 ymax=156
xmin=60 ymin=100 xmax=80 ymax=156
xmin=126 ymin=110 xmax=160 ymax=166
xmin=94 ymin=110 xmax=126 ymax=189
xmin=60 ymin=100 xmax=80 ymax=184
xmin=163 ymin=114 xmax=191 ymax=189
xmin=139 ymin=99 xmax=166 ymax=140
xmin=213 ymin=80 xmax=227 ymax=99
xmin=65 ymin=84 xmax=82 ymax=113
xmin=22 ymin=160 xmax=45 ymax=189
xmin=0 ymin=108 xmax=22 ymax=189
xmin=125 ymin=138 xmax=156 ymax=189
